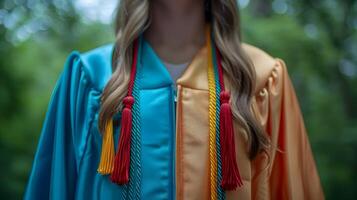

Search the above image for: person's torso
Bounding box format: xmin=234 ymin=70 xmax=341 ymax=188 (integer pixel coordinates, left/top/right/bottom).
xmin=70 ymin=39 xmax=276 ymax=200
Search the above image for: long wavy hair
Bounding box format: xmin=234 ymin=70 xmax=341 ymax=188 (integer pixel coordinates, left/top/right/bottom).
xmin=99 ymin=0 xmax=269 ymax=159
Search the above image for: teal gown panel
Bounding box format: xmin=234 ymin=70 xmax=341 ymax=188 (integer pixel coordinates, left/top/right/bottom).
xmin=24 ymin=40 xmax=176 ymax=200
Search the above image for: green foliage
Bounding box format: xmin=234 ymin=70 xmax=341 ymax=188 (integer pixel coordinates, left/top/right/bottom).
xmin=0 ymin=0 xmax=356 ymax=199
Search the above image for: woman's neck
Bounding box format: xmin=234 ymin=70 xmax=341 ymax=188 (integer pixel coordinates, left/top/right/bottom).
xmin=144 ymin=0 xmax=206 ymax=64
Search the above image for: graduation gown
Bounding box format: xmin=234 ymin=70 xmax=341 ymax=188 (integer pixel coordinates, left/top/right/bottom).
xmin=24 ymin=39 xmax=324 ymax=200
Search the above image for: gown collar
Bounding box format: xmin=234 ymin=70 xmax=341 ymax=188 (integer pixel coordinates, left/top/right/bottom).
xmin=140 ymin=38 xmax=209 ymax=91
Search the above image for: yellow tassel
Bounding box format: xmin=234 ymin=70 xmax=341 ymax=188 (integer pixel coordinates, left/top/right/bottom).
xmin=97 ymin=119 xmax=115 ymax=174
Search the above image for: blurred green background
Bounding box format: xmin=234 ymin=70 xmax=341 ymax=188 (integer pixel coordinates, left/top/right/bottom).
xmin=0 ymin=0 xmax=356 ymax=199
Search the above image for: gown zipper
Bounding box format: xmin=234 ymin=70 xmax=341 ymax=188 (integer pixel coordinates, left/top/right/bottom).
xmin=170 ymin=84 xmax=177 ymax=200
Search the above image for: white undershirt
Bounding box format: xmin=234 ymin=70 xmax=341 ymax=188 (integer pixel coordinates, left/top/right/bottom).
xmin=162 ymin=61 xmax=189 ymax=82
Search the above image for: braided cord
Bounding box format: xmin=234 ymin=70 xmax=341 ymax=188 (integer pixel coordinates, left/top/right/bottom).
xmin=207 ymin=28 xmax=218 ymax=200
xmin=122 ymin=38 xmax=143 ymax=200
xmin=127 ymin=67 xmax=142 ymax=199
xmin=212 ymin=40 xmax=225 ymax=200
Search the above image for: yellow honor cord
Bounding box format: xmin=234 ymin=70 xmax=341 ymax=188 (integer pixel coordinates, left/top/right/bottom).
xmin=206 ymin=27 xmax=218 ymax=200
xmin=97 ymin=119 xmax=115 ymax=174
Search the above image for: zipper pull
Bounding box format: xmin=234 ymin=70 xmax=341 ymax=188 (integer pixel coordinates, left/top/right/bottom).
xmin=173 ymin=85 xmax=177 ymax=102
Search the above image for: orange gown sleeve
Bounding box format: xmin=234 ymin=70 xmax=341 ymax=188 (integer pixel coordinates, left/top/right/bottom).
xmin=252 ymin=59 xmax=324 ymax=200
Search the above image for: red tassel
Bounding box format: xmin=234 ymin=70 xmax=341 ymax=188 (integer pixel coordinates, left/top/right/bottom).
xmin=111 ymin=96 xmax=134 ymax=184
xmin=219 ymin=91 xmax=243 ymax=190
xmin=110 ymin=39 xmax=139 ymax=184
xmin=215 ymin=45 xmax=243 ymax=190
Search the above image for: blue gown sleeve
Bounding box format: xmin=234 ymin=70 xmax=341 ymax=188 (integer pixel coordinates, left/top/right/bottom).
xmin=24 ymin=52 xmax=94 ymax=200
